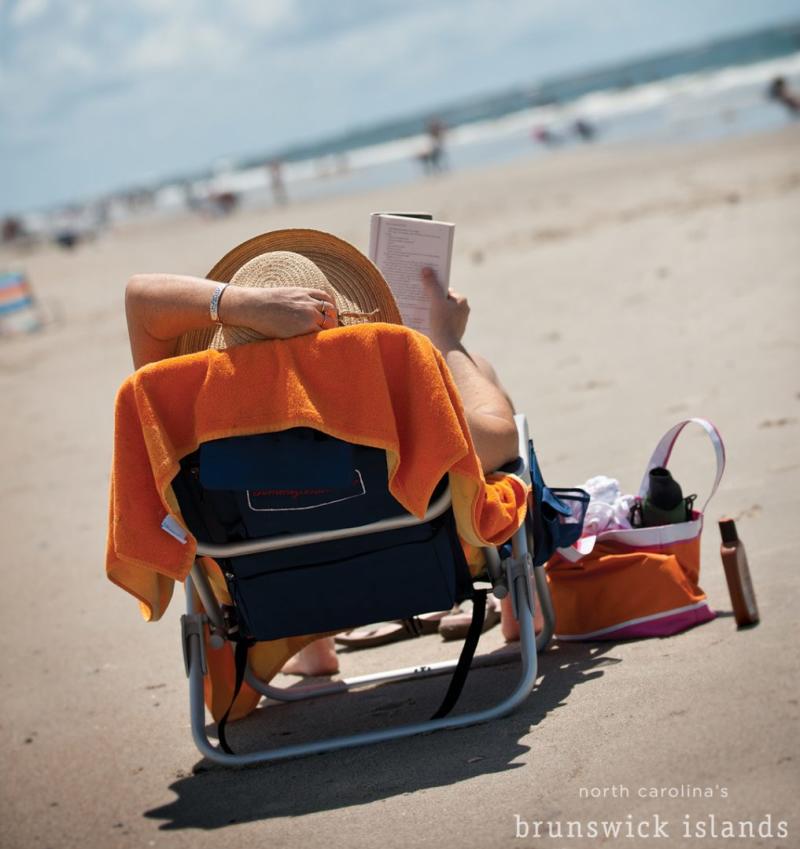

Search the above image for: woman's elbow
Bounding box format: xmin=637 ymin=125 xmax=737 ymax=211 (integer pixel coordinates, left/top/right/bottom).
xmin=125 ymin=273 xmax=153 ymax=310
xmin=474 ymin=415 xmax=519 ymax=474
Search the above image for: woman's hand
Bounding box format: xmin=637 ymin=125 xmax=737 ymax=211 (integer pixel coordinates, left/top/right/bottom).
xmin=421 ymin=267 xmax=469 ymax=350
xmin=221 ymin=286 xmax=339 ymax=339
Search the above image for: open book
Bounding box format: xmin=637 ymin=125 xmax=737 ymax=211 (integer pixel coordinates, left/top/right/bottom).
xmin=368 ymin=213 xmax=455 ymax=336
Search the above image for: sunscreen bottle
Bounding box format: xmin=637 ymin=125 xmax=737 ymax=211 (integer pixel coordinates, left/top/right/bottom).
xmin=719 ymin=518 xmax=759 ymax=627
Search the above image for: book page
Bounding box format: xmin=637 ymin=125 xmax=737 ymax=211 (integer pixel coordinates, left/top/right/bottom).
xmin=369 ymin=214 xmax=454 ymax=336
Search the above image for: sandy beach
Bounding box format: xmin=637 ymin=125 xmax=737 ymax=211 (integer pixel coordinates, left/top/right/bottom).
xmin=1 ymin=126 xmax=798 ymax=848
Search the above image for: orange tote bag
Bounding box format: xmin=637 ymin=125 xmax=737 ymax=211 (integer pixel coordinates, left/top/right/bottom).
xmin=546 ymin=419 xmax=725 ymax=640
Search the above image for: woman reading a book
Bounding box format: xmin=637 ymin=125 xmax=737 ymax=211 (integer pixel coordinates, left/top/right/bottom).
xmin=125 ymin=255 xmax=524 ymax=675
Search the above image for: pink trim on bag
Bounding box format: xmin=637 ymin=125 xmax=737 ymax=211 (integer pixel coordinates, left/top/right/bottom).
xmin=555 ymin=514 xmax=704 ymax=563
xmin=599 ymin=516 xmax=703 ymax=548
xmin=555 ymin=601 xmax=716 ymax=641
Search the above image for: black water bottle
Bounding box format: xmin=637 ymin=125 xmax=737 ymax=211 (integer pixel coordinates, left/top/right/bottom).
xmin=642 ymin=467 xmax=686 ymax=526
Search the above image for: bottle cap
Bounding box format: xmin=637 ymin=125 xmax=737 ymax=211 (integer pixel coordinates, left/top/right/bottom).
xmin=719 ymin=518 xmax=739 ymax=544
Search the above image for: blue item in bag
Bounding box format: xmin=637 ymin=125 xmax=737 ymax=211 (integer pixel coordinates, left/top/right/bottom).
xmin=528 ymin=440 xmax=589 ymax=566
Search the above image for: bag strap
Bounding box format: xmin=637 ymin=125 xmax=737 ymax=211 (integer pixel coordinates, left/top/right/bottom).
xmin=430 ymin=589 xmax=487 ymax=720
xmin=637 ymin=418 xmax=726 ymax=513
xmin=217 ymin=638 xmax=253 ymax=755
xmin=218 ymin=597 xmax=486 ymax=747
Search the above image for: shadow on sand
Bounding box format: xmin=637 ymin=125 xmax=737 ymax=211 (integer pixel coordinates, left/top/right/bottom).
xmin=145 ymin=641 xmax=621 ymax=830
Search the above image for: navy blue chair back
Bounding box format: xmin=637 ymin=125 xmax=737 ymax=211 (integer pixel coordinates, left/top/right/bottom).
xmin=172 ymin=428 xmax=472 ymax=640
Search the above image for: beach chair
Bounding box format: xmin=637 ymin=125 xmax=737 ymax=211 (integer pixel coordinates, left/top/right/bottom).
xmin=175 ymin=413 xmax=555 ymax=766
xmin=0 ymin=271 xmax=42 ymax=336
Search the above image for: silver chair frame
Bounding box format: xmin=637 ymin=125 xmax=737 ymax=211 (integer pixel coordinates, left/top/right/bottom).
xmin=181 ymin=413 xmax=554 ymax=765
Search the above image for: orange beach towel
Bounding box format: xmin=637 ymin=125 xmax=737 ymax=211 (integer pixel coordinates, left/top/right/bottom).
xmin=106 ymin=324 xmax=527 ymax=718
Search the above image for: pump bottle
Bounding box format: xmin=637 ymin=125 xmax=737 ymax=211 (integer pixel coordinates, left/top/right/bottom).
xmin=719 ymin=518 xmax=759 ymax=627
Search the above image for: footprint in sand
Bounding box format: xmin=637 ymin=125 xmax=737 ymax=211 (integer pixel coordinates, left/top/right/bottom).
xmin=759 ymin=417 xmax=797 ymax=428
xmin=735 ymin=504 xmax=762 ymax=520
xmin=531 ymin=227 xmax=571 ymax=242
xmin=576 ymin=378 xmax=614 ymax=391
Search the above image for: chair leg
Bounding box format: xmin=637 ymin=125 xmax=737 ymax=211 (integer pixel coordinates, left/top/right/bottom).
xmin=534 ymin=565 xmax=555 ymax=651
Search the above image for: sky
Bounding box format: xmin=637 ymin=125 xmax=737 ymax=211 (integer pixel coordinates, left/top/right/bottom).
xmin=1 ymin=0 xmax=799 ymax=215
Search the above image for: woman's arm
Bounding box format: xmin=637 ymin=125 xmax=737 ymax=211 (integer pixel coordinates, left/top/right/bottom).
xmin=421 ymin=268 xmax=518 ymax=473
xmin=125 ymin=274 xmax=337 ymax=369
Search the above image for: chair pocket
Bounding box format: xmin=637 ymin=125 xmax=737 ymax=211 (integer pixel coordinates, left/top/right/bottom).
xmin=227 ymin=520 xmax=464 ymax=641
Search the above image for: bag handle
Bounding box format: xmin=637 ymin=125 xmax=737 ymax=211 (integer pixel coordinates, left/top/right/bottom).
xmin=556 ymin=418 xmax=725 ymax=564
xmin=637 ymin=418 xmax=726 ymax=514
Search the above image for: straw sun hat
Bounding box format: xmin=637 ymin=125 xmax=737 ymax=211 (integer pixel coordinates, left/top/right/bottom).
xmin=177 ymin=228 xmax=403 ymax=355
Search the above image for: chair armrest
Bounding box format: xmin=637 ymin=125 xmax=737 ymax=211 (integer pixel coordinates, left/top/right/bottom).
xmin=494 ymin=414 xmax=531 ymax=485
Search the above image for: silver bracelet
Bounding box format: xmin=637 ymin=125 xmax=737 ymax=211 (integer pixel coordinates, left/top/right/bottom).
xmin=209 ymin=283 xmax=228 ymax=325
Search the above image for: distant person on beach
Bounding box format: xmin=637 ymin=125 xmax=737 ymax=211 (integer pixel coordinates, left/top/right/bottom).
xmin=53 ymin=206 xmax=91 ymax=250
xmin=531 ymin=125 xmax=562 ymax=147
xmin=210 ymin=191 xmax=238 ymax=216
xmin=54 ymin=230 xmax=80 ymax=250
xmin=418 ymin=118 xmax=448 ymax=174
xmin=124 ymin=240 xmax=524 ymax=675
xmin=2 ymin=216 xmax=25 ymax=244
xmin=573 ymin=118 xmax=596 ymax=141
xmin=767 ymin=76 xmax=800 ymax=115
xmin=268 ymin=159 xmax=288 ymax=205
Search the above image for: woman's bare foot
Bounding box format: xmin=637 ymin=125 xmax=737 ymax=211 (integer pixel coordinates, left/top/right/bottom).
xmin=281 ymin=637 xmax=339 ymax=676
xmin=500 ymin=585 xmax=544 ymax=641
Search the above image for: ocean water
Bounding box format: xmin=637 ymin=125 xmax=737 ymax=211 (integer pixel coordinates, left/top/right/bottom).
xmin=22 ymin=23 xmax=800 ymax=233
xmin=189 ymin=48 xmax=800 ymax=212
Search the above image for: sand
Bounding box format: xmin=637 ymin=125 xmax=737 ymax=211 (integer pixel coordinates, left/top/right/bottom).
xmin=1 ymin=127 xmax=798 ymax=849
